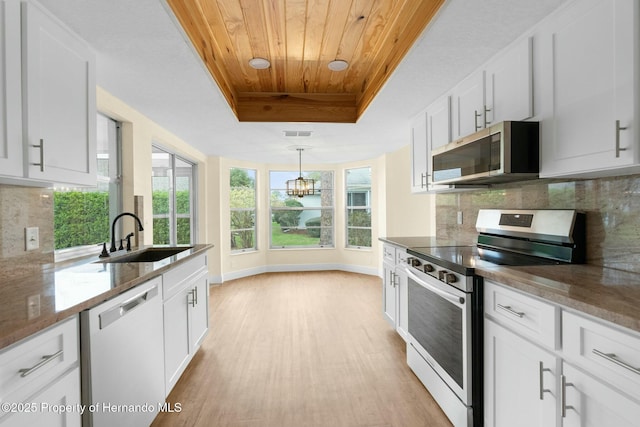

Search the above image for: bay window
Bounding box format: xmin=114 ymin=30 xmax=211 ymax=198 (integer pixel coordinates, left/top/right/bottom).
xmin=269 ymin=170 xmax=334 ymax=248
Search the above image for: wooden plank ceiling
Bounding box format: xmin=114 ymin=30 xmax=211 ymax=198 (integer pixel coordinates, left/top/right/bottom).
xmin=166 ymin=0 xmax=445 ymax=123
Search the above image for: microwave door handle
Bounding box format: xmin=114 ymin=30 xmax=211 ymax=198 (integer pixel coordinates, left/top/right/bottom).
xmin=404 ymin=267 xmax=465 ymax=305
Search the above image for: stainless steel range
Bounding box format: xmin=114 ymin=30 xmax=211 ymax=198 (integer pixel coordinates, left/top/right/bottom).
xmin=404 ymin=209 xmax=586 ymax=427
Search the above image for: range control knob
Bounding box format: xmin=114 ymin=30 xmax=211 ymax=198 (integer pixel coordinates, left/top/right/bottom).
xmin=438 ymin=270 xmax=447 ymax=281
xmin=422 ymin=264 xmax=434 ymax=272
xmin=408 ymin=257 xmax=421 ymax=267
xmin=444 ymin=273 xmax=458 ymax=284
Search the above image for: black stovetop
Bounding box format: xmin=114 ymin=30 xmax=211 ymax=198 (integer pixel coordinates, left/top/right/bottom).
xmin=407 ymin=245 xmax=563 ymax=276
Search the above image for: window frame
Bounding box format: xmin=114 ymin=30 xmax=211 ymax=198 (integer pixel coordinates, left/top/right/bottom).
xmin=230 ymin=167 xmax=257 ymax=253
xmin=151 ymin=144 xmax=198 ymax=246
xmin=269 ymin=170 xmax=335 ymax=249
xmin=345 ymin=166 xmax=372 ymax=249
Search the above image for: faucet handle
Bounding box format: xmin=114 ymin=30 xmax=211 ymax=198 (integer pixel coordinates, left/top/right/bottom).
xmin=98 ymin=242 xmax=110 ymax=258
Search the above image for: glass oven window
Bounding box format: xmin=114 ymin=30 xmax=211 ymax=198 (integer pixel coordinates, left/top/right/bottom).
xmin=408 ymin=278 xmax=464 ymax=387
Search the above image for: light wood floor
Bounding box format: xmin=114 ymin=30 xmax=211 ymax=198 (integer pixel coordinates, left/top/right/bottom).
xmin=151 ymin=271 xmax=452 ymax=427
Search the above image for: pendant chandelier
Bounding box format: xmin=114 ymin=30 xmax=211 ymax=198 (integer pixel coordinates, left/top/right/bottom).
xmin=286 ymin=148 xmax=315 ymax=198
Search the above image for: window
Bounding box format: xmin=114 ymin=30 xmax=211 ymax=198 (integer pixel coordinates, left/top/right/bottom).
xmin=152 ymin=146 xmax=196 ymax=245
xmin=230 ymin=168 xmax=257 ymax=252
xmin=346 ymin=167 xmax=372 ymax=248
xmin=53 ymin=113 xmax=122 ymax=257
xmin=269 ymin=171 xmax=334 ymax=248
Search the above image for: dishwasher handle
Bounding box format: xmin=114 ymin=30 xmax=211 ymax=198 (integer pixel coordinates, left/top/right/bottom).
xmin=99 ymin=285 xmax=159 ymax=329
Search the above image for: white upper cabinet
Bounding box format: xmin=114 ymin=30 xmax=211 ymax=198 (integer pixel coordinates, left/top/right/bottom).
xmin=22 ymin=0 xmax=96 ymax=186
xmin=410 ymin=110 xmax=428 ymax=193
xmin=451 ymin=70 xmax=485 ymax=140
xmin=485 ymin=37 xmax=533 ymax=125
xmin=449 ymin=36 xmax=533 ymax=142
xmin=426 ymin=95 xmax=451 ymax=151
xmin=0 ymin=0 xmax=23 ymax=178
xmin=540 ymin=0 xmax=639 ymax=178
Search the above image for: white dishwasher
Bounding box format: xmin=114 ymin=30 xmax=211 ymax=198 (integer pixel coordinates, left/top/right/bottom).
xmin=81 ymin=276 xmax=165 ymax=427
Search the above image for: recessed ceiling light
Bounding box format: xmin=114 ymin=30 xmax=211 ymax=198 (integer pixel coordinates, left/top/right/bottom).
xmin=248 ymin=57 xmax=271 ymax=69
xmin=328 ymin=60 xmax=349 ymax=71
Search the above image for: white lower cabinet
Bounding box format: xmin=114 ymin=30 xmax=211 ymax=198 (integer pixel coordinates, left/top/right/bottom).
xmin=484 ymin=280 xmax=640 ymax=427
xmin=0 ymin=316 xmax=80 ymax=427
xmin=484 ymin=318 xmax=558 ymax=427
xmin=394 ymin=251 xmax=409 ymax=341
xmin=381 ymin=244 xmax=409 ymax=341
xmin=0 ymin=367 xmax=81 ymax=427
xmin=561 ymin=362 xmax=640 ymax=427
xmin=163 ymin=255 xmax=209 ymax=396
xmin=382 ymin=258 xmax=397 ymax=328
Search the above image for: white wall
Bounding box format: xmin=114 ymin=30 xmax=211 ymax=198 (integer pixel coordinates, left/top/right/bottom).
xmin=384 ymin=145 xmax=435 ymax=237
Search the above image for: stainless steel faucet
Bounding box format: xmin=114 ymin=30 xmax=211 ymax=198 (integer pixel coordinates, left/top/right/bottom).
xmin=110 ymin=212 xmax=144 ymax=252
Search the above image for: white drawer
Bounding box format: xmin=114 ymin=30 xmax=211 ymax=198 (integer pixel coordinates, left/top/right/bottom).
xmin=396 ymin=248 xmax=408 ymax=265
xmin=484 ymin=280 xmax=559 ymax=349
xmin=563 ymin=311 xmax=640 ymax=399
xmin=383 ymin=244 xmax=396 ymax=264
xmin=0 ymin=316 xmax=79 ymax=407
xmin=163 ymin=254 xmax=207 ymax=300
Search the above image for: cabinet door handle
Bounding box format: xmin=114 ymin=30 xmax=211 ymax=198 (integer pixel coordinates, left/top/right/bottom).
xmin=18 ymin=349 xmax=63 ymax=377
xmin=615 ymin=120 xmax=628 ymax=158
xmin=188 ymin=288 xmax=197 ymax=308
xmin=420 ymin=173 xmax=427 ymax=189
xmin=484 ymin=105 xmax=492 ymax=128
xmin=560 ymin=375 xmax=574 ymax=418
xmin=31 ymin=139 xmax=45 ymax=172
xmin=497 ymin=303 xmax=525 ymax=318
xmin=592 ymin=348 xmax=640 ymax=375
xmin=193 ymin=287 xmax=198 ymax=306
xmin=474 ymin=110 xmax=482 ymax=131
xmin=539 ymin=361 xmax=552 ymax=400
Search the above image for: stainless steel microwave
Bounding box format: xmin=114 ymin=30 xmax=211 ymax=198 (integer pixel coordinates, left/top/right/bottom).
xmin=431 ymin=121 xmax=539 ymax=185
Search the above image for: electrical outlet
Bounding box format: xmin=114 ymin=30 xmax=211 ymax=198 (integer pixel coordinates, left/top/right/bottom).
xmin=25 ymin=227 xmax=39 ymax=251
xmin=27 ymin=294 xmax=41 ymax=319
xmin=457 ymin=211 xmax=463 ymax=225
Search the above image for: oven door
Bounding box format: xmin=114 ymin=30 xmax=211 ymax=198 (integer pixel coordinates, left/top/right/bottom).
xmin=405 ymin=266 xmax=472 ymax=405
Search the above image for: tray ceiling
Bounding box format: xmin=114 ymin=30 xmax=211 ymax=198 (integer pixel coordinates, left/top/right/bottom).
xmin=166 ymin=0 xmax=445 ymax=123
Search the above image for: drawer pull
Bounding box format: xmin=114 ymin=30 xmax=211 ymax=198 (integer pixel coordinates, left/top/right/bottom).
xmin=592 ymin=349 xmax=640 ymax=375
xmin=497 ymin=304 xmax=525 ymax=318
xmin=18 ymin=349 xmax=63 ymax=378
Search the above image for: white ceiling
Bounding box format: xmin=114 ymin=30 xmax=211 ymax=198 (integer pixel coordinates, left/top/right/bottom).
xmin=37 ymin=0 xmax=566 ymax=165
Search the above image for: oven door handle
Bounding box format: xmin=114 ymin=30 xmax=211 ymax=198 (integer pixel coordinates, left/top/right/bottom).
xmin=404 ymin=267 xmax=465 ymax=305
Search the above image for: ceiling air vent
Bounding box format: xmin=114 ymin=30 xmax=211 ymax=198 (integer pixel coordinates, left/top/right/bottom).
xmin=284 ymin=130 xmax=312 ymax=137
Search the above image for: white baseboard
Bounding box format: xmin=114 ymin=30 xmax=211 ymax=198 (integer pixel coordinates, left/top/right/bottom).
xmin=212 ymin=264 xmax=378 ymax=284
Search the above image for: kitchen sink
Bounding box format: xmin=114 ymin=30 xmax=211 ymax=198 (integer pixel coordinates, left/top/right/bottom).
xmin=97 ymin=247 xmax=193 ymax=263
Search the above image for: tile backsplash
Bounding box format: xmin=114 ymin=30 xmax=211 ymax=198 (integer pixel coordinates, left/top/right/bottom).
xmin=436 ymin=174 xmax=640 ymax=272
xmin=0 ymin=185 xmax=55 ymax=278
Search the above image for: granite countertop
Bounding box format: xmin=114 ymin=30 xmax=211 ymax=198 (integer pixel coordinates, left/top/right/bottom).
xmin=0 ymin=244 xmax=213 ymax=350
